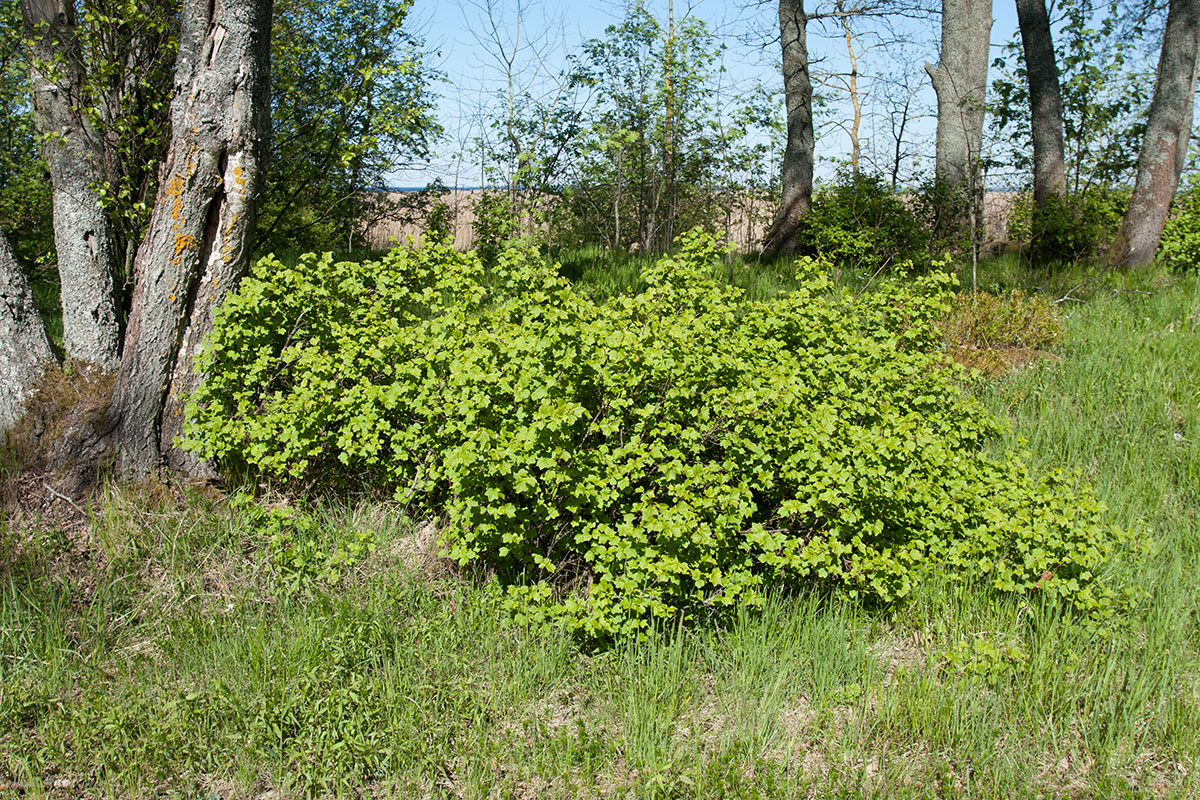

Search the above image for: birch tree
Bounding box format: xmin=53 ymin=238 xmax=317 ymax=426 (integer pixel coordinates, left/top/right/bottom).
xmin=925 ymin=0 xmax=991 ymax=243
xmin=1016 ymin=0 xmax=1066 ymax=209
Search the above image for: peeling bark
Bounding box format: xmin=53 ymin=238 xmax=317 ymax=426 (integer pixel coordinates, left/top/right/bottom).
xmin=762 ymin=0 xmax=814 ymax=259
xmin=0 ymin=230 xmax=54 ymax=433
xmin=109 ymin=0 xmax=272 ymax=478
xmin=22 ymin=0 xmax=121 ymax=370
xmin=1109 ymin=0 xmax=1200 ymax=270
xmin=1016 ymin=0 xmax=1066 ymax=209
xmin=925 ymin=0 xmax=992 ymax=224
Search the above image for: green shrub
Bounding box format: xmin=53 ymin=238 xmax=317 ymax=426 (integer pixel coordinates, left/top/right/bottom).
xmin=797 ymin=171 xmax=927 ymax=272
xmin=425 ymin=197 xmax=453 ymax=242
xmin=472 ymin=191 xmax=521 ymax=267
xmin=186 ymin=232 xmax=1133 ymax=637
xmin=1160 ymin=180 xmax=1200 ymax=272
xmin=233 ymin=497 xmax=377 ymax=598
xmin=1007 ymin=189 xmax=1126 ymax=265
xmin=911 ymin=177 xmax=974 ymax=258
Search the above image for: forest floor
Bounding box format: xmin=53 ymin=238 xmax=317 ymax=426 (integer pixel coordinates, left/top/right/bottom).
xmin=1 ymin=257 xmax=1198 ymax=799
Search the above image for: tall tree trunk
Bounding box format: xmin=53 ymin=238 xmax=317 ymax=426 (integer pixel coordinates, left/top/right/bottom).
xmin=925 ymin=0 xmax=992 ymax=232
xmin=762 ymin=0 xmax=814 ymax=259
xmin=22 ymin=0 xmax=121 ymax=370
xmin=109 ymin=0 xmax=272 ymax=478
xmin=0 ymin=231 xmax=54 ymax=433
xmin=1109 ymin=0 xmax=1200 ymax=269
xmin=1016 ymin=0 xmax=1066 ymax=209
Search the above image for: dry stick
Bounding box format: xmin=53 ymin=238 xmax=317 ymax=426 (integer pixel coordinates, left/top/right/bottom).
xmin=853 ymin=255 xmax=894 ymax=300
xmin=0 ymin=778 xmax=71 ymax=793
xmin=1051 ymin=278 xmax=1096 ymax=305
xmin=43 ymin=482 xmax=86 ymax=517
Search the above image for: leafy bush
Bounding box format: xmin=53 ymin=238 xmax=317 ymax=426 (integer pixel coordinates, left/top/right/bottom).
xmin=911 ymin=177 xmax=975 ymax=258
xmin=938 ymin=636 xmax=1027 ymax=687
xmin=1007 ymin=189 xmax=1126 ymax=265
xmin=425 ymin=197 xmax=453 ymax=242
xmin=186 ymin=232 xmax=1132 ymax=637
xmin=472 ymin=191 xmax=522 ymax=267
xmin=1160 ymin=180 xmax=1200 ymax=272
xmin=797 ymin=172 xmax=927 ymax=272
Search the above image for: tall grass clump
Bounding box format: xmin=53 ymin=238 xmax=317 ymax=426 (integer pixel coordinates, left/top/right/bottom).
xmin=940 ymin=288 xmax=1063 ymax=374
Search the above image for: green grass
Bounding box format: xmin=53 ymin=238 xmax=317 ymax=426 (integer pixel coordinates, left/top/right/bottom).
xmin=27 ymin=266 xmax=63 ymax=359
xmin=2 ymin=259 xmax=1198 ymax=798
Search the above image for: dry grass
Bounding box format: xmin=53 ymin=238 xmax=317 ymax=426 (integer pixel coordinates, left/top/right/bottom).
xmin=941 ymin=289 xmax=1064 ymax=376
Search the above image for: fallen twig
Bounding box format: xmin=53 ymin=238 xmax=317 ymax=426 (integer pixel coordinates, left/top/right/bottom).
xmin=43 ymin=482 xmax=86 ymax=518
xmin=1052 ymin=278 xmax=1096 ymax=305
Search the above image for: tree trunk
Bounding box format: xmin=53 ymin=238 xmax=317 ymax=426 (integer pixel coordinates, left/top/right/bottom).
xmin=762 ymin=0 xmax=814 ymax=259
xmin=109 ymin=0 xmax=272 ymax=478
xmin=22 ymin=0 xmax=121 ymax=370
xmin=0 ymin=231 xmax=54 ymax=433
xmin=842 ymin=18 xmax=862 ymax=176
xmin=1109 ymin=0 xmax=1200 ymax=269
xmin=925 ymin=0 xmax=992 ymax=228
xmin=1016 ymin=0 xmax=1066 ymax=209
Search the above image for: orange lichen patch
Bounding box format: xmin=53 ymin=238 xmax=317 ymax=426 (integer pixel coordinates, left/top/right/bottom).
xmin=173 ymin=233 xmax=199 ymax=258
xmin=165 ymin=174 xmax=187 ymax=221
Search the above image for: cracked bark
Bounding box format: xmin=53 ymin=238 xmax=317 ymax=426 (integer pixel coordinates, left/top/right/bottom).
xmin=1109 ymin=0 xmax=1200 ymax=269
xmin=109 ymin=0 xmax=272 ymax=478
xmin=762 ymin=0 xmax=814 ymax=259
xmin=21 ymin=0 xmax=121 ymax=370
xmin=0 ymin=230 xmax=54 ymax=433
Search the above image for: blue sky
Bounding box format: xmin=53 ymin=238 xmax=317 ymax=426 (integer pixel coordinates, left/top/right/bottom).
xmin=394 ymin=0 xmax=1024 ymax=188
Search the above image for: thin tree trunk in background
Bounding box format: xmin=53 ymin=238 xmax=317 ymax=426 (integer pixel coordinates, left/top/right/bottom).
xmin=1016 ymin=0 xmax=1066 ymax=209
xmin=891 ymin=94 xmax=910 ymax=191
xmin=1109 ymin=0 xmax=1200 ymax=269
xmin=0 ymin=231 xmax=54 ymax=432
xmin=663 ymin=0 xmax=676 ymax=247
xmin=762 ymin=0 xmax=813 ymax=259
xmin=843 ymin=18 xmax=861 ymax=176
xmin=22 ymin=0 xmax=121 ymax=370
xmin=615 ymin=144 xmax=623 ymax=248
xmin=109 ymin=0 xmax=272 ymax=478
xmin=925 ymin=0 xmax=992 ymax=235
